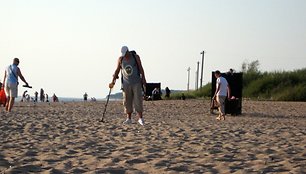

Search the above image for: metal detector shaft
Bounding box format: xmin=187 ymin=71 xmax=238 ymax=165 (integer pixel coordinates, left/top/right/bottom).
xmin=100 ymin=88 xmax=112 ymax=122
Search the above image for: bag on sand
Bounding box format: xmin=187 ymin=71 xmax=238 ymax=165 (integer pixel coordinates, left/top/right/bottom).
xmin=0 ymin=88 xmax=7 ymax=106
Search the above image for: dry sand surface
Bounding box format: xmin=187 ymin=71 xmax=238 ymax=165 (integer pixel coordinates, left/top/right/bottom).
xmin=0 ymin=100 xmax=306 ymax=174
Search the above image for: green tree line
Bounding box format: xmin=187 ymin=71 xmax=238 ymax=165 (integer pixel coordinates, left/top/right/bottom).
xmin=170 ymin=60 xmax=306 ymax=101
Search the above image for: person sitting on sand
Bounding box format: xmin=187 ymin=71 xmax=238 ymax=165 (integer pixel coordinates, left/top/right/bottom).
xmin=25 ymin=94 xmax=31 ymax=102
xmin=181 ymin=93 xmax=186 ymax=100
xmin=213 ymin=70 xmax=231 ymax=121
xmin=152 ymin=88 xmax=161 ymax=100
xmin=21 ymin=90 xmax=28 ymax=102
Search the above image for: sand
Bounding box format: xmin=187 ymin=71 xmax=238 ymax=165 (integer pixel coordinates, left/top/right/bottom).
xmin=0 ymin=100 xmax=305 ymax=174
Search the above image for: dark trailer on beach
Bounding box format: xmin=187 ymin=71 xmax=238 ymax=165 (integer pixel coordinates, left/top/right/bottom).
xmin=211 ymin=71 xmax=243 ymax=115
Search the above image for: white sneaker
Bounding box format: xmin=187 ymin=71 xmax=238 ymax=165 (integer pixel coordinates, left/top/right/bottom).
xmin=123 ymin=119 xmax=132 ymax=124
xmin=138 ymin=118 xmax=144 ymax=126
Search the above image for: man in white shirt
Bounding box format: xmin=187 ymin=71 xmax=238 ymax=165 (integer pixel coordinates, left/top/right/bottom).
xmin=2 ymin=58 xmax=29 ymax=112
xmin=213 ymin=70 xmax=231 ymax=120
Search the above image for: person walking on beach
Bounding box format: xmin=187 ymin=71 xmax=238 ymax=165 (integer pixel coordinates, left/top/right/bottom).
xmin=2 ymin=58 xmax=29 ymax=112
xmin=213 ymin=70 xmax=230 ymax=120
xmin=109 ymin=46 xmax=147 ymax=125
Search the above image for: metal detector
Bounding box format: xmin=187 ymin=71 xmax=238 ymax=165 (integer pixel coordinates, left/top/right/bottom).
xmin=100 ymin=88 xmax=112 ymax=122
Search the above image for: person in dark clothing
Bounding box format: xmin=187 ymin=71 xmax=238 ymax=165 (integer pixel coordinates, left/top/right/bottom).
xmin=83 ymin=92 xmax=88 ymax=101
xmin=40 ymin=88 xmax=45 ymax=102
xmin=165 ymin=87 xmax=171 ymax=98
xmin=34 ymin=91 xmax=38 ymax=102
xmin=181 ymin=93 xmax=186 ymax=100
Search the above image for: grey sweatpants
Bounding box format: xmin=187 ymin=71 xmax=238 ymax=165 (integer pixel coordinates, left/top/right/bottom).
xmin=122 ymin=83 xmax=143 ymax=114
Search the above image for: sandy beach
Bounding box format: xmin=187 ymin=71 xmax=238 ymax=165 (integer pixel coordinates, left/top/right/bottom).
xmin=0 ymin=99 xmax=305 ymax=174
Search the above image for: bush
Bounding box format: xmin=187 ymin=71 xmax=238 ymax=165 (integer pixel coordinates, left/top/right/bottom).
xmin=243 ymin=68 xmax=306 ymax=101
xmin=168 ymin=61 xmax=306 ymax=101
xmin=273 ymin=84 xmax=306 ymax=101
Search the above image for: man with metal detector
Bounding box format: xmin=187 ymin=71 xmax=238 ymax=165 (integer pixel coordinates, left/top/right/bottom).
xmin=2 ymin=58 xmax=30 ymax=112
xmin=109 ymin=46 xmax=147 ymax=125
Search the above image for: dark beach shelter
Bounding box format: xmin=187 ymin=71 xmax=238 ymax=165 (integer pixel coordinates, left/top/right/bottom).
xmin=211 ymin=71 xmax=243 ymax=115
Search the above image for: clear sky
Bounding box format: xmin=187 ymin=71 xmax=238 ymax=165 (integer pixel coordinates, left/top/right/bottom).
xmin=1 ymin=0 xmax=306 ymax=98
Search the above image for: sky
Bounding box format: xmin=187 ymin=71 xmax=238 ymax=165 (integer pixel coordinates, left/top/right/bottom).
xmin=1 ymin=0 xmax=306 ymax=98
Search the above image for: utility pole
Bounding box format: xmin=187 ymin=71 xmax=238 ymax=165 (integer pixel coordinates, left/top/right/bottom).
xmin=187 ymin=67 xmax=191 ymax=91
xmin=196 ymin=61 xmax=200 ymax=90
xmin=195 ymin=72 xmax=197 ymax=90
xmin=200 ymin=51 xmax=205 ymax=88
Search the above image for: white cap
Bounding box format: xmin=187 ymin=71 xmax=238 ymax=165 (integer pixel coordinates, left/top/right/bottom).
xmin=121 ymin=46 xmax=129 ymax=57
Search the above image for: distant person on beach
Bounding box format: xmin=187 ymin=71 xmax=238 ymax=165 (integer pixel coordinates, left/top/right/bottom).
xmin=227 ymin=68 xmax=235 ymax=75
xmin=45 ymin=94 xmax=49 ymax=102
xmin=52 ymin=93 xmax=59 ymax=102
xmin=0 ymin=82 xmax=7 ymax=107
xmin=83 ymin=92 xmax=88 ymax=101
xmin=34 ymin=91 xmax=38 ymax=102
xmin=21 ymin=90 xmax=28 ymax=102
xmin=26 ymin=94 xmax=31 ymax=102
xmin=152 ymin=88 xmax=161 ymax=100
xmin=109 ymin=46 xmax=147 ymax=125
xmin=2 ymin=58 xmax=29 ymax=112
xmin=181 ymin=93 xmax=186 ymax=100
xmin=91 ymin=97 xmax=96 ymax=102
xmin=40 ymin=88 xmax=45 ymax=102
xmin=165 ymin=87 xmax=171 ymax=98
xmin=213 ymin=70 xmax=231 ymax=121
